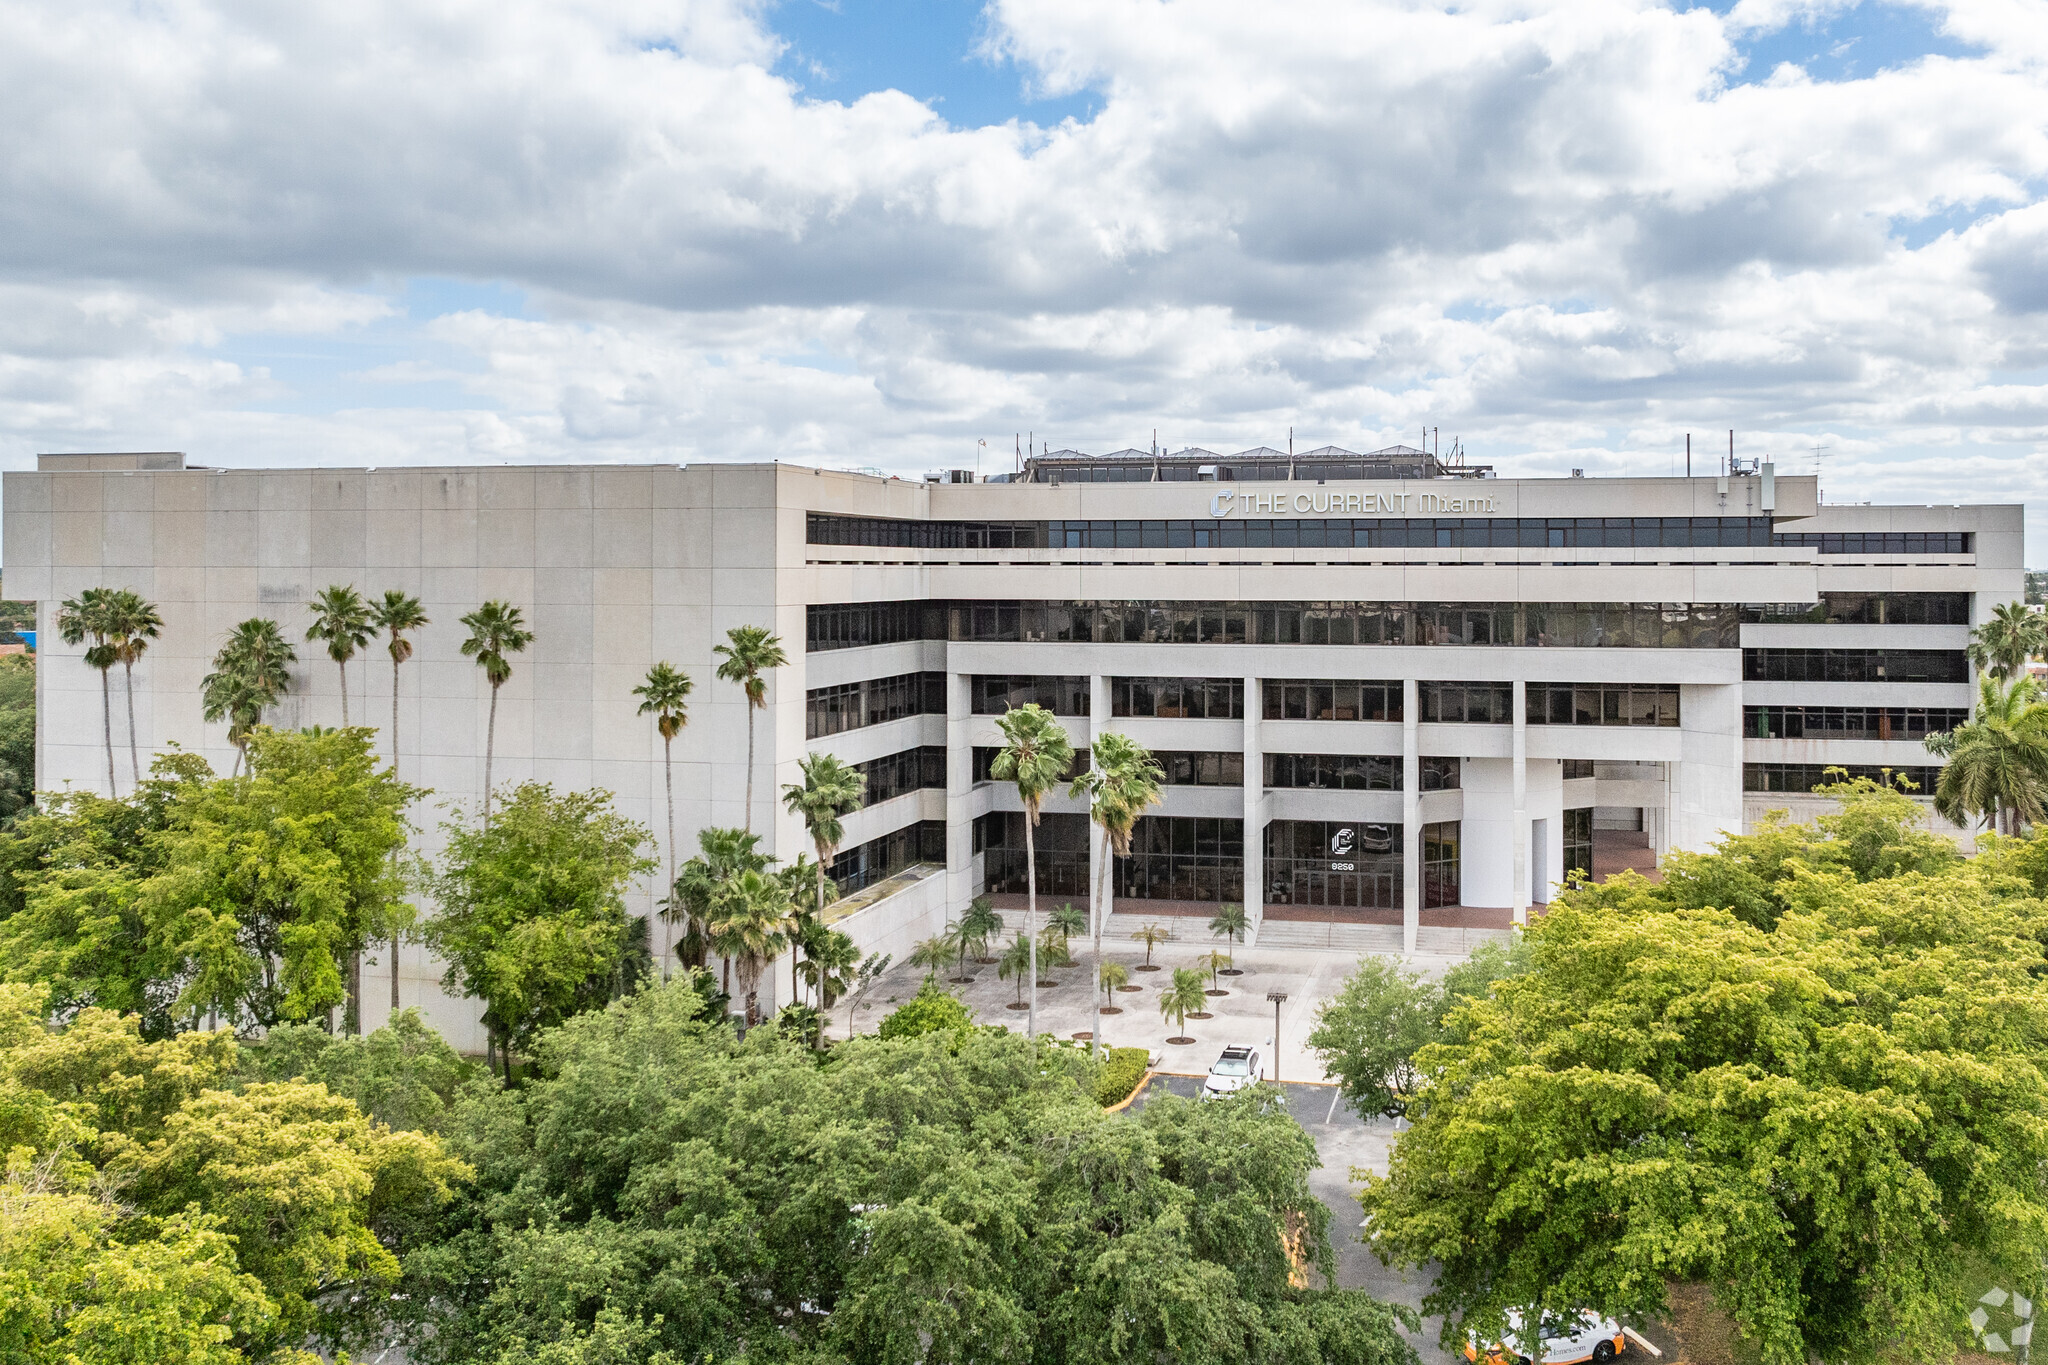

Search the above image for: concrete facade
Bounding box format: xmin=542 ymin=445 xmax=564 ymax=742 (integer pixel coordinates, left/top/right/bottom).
xmin=2 ymin=451 xmax=2022 ymax=1047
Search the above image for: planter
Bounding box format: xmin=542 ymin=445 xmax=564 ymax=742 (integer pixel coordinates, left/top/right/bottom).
xmin=1166 ymin=1035 xmax=1196 ymax=1045
xmin=1135 ymin=964 xmax=1164 ymax=972
xmin=1098 ymin=1005 xmax=1124 ymax=1015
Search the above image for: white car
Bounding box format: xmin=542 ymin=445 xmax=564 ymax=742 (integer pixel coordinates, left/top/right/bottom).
xmin=1464 ymin=1310 xmax=1627 ymax=1364
xmin=1202 ymin=1044 xmax=1262 ymax=1097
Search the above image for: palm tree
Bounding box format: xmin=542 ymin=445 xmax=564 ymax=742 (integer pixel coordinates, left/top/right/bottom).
xmin=960 ymin=896 xmax=1004 ymax=964
xmin=634 ymin=661 xmax=695 ymax=931
xmin=1927 ymin=674 xmax=2048 ymax=836
xmin=305 ymin=585 xmax=374 ymax=725
xmin=459 ymin=601 xmax=534 ymax=820
xmin=996 ymin=932 xmax=1035 ymax=1011
xmin=706 ymin=866 xmax=793 ymax=1024
xmin=799 ymin=927 xmax=861 ymax=1047
xmin=1046 ymin=901 xmax=1087 ymax=963
xmin=371 ymin=591 xmax=429 ymax=771
xmin=1208 ymin=903 xmax=1248 ymax=973
xmin=1037 ymin=920 xmax=1073 ymax=973
xmin=1097 ymin=959 xmax=1130 ymax=1049
xmin=1159 ymin=967 xmax=1207 ymax=1043
xmin=1198 ymin=949 xmax=1233 ymax=995
xmin=57 ymin=588 xmax=119 ymax=794
xmin=990 ymin=703 xmax=1073 ymax=1039
xmin=100 ymin=590 xmax=162 ymax=790
xmin=368 ymin=590 xmax=428 ymax=1016
xmin=1969 ymin=601 xmax=2048 ymax=682
xmin=945 ymin=918 xmax=979 ymax=983
xmin=1072 ymin=732 xmax=1163 ymax=1055
xmin=782 ymin=752 xmax=865 ymax=1001
xmin=201 ymin=618 xmax=296 ymax=775
xmin=714 ymin=625 xmax=788 ymax=834
xmin=909 ymin=933 xmax=953 ymax=982
xmin=671 ymin=827 xmax=771 ymax=970
xmin=1131 ymin=922 xmax=1171 ymax=971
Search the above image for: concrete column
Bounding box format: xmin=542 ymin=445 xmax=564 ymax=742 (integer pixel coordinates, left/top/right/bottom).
xmin=1512 ymin=679 xmax=1529 ymax=927
xmin=1401 ymin=678 xmax=1420 ymax=956
xmin=944 ymin=670 xmax=974 ymax=916
xmin=1241 ymin=672 xmax=1264 ymax=943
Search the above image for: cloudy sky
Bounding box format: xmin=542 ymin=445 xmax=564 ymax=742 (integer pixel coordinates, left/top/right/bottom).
xmin=2 ymin=0 xmax=2045 ymax=555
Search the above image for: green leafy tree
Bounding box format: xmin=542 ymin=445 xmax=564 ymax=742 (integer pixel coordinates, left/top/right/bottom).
xmin=1208 ymin=902 xmax=1247 ymax=968
xmin=632 ymin=661 xmax=693 ymax=911
xmin=876 ymin=978 xmax=973 ymax=1041
xmin=389 ymin=979 xmax=1414 ymax=1365
xmin=712 ymin=624 xmax=787 ymax=834
xmin=425 ymin=782 xmax=654 ymax=1082
xmin=1362 ymin=834 xmax=2048 ymax=1365
xmin=458 ymin=600 xmax=534 ymax=821
xmin=781 ymin=750 xmax=863 ymax=1000
xmin=102 ymin=588 xmax=163 ymax=791
xmin=305 ymin=585 xmax=373 ymax=726
xmin=1071 ymin=731 xmax=1164 ymax=1057
xmin=704 ymin=866 xmax=791 ymax=1023
xmin=1306 ymin=958 xmax=1440 ymax=1119
xmin=1928 ymin=674 xmax=2048 ymax=835
xmin=1158 ymin=966 xmax=1207 ymax=1041
xmin=235 ymin=1008 xmax=476 ymax=1133
xmin=991 ymin=703 xmax=1073 ymax=1038
xmin=201 ymin=618 xmax=296 ymax=776
xmin=1969 ymin=598 xmax=2048 ymax=681
xmin=0 ymin=653 xmax=37 ymax=821
xmin=57 ymin=586 xmax=120 ymax=795
xmin=666 ymin=826 xmax=768 ymax=970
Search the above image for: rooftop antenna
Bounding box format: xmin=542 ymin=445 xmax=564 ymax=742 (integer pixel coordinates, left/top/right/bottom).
xmin=1728 ymin=429 xmax=1734 ymax=477
xmin=1288 ymin=426 xmax=1293 ymax=458
xmin=1685 ymin=432 xmax=1691 ymax=478
xmin=977 ymin=438 xmax=985 ymax=481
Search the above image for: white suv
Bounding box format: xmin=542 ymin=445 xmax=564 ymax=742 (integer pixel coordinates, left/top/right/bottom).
xmin=1203 ymin=1044 xmax=1262 ymax=1097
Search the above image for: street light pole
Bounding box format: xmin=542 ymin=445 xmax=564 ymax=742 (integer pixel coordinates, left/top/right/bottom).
xmin=1267 ymin=988 xmax=1289 ymax=1084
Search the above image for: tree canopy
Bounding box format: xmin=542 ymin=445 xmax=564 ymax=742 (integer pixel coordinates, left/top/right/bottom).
xmin=1360 ymin=780 xmax=2048 ymax=1365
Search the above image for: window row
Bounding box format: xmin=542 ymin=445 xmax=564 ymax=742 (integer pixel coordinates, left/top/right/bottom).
xmin=969 ymin=675 xmax=1092 ymax=716
xmin=855 ymin=747 xmax=948 ymax=807
xmin=810 ymin=513 xmax=1782 ymax=550
xmin=1741 ymin=593 xmax=1971 ymax=625
xmin=1741 ymin=649 xmax=1968 ymax=683
xmin=828 ymin=820 xmax=947 ymax=894
xmin=1261 ymin=820 xmax=1461 ymax=909
xmin=805 ymin=672 xmax=946 ymax=739
xmin=1743 ymin=764 xmax=1943 ymax=793
xmin=1155 ymin=751 xmax=1246 ymax=786
xmin=1262 ymin=679 xmax=1402 ymax=721
xmin=808 ymin=600 xmax=1746 ymax=651
xmin=1744 ymin=706 xmax=1968 ymax=742
xmin=1111 ymin=676 xmax=1246 ymax=719
xmin=1263 ymin=754 xmax=1461 ymax=791
xmin=1771 ymin=532 xmax=1972 ymax=555
xmin=1524 ymin=684 xmax=1680 ymax=728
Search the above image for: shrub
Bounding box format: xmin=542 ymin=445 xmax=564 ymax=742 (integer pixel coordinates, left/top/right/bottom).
xmin=1094 ymin=1046 xmax=1150 ymax=1107
xmin=876 ymin=979 xmax=972 ymax=1041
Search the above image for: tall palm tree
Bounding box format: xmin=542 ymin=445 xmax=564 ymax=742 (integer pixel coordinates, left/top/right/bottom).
xmin=1071 ymin=732 xmax=1163 ymax=1056
xmin=1927 ymin=674 xmax=2048 ymax=836
xmin=371 ymin=590 xmax=429 ymax=772
xmin=782 ymin=751 xmax=864 ymax=1000
xmin=706 ymin=866 xmax=792 ymax=1024
xmin=1969 ymin=601 xmax=2048 ymax=682
xmin=370 ymin=590 xmax=428 ymax=1016
xmin=634 ymin=661 xmax=695 ymax=930
xmin=459 ymin=601 xmax=534 ymax=821
xmin=1159 ymin=967 xmax=1207 ymax=1043
xmin=1208 ymin=903 xmax=1248 ymax=971
xmin=201 ymin=618 xmax=296 ymax=775
xmin=671 ymin=827 xmax=771 ymax=971
xmin=991 ymin=703 xmax=1074 ymax=1039
xmin=56 ymin=588 xmax=119 ymax=794
xmin=305 ymin=585 xmax=374 ymax=725
xmin=714 ymin=625 xmax=788 ymax=834
xmin=101 ymin=590 xmax=162 ymax=790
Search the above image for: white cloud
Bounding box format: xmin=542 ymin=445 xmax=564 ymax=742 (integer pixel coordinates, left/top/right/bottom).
xmin=0 ymin=0 xmax=2043 ymax=552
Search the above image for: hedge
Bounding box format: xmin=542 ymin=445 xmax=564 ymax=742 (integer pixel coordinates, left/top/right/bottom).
xmin=1094 ymin=1046 xmax=1150 ymax=1107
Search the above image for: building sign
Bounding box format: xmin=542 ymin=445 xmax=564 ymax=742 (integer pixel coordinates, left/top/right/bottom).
xmin=1209 ymin=487 xmax=1502 ymax=518
xmin=1326 ymin=824 xmax=1393 ymax=871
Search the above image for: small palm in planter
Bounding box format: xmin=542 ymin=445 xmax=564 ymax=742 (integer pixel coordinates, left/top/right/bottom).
xmin=1035 ymin=922 xmax=1072 ymax=986
xmin=961 ymin=895 xmax=1004 ymax=964
xmin=1046 ymin=901 xmax=1087 ymax=963
xmin=1199 ymin=949 xmax=1232 ymax=997
xmin=1097 ymin=960 xmax=1129 ymax=1014
xmin=997 ymin=932 xmax=1035 ymax=1011
xmin=1208 ymin=903 xmax=1247 ymax=974
xmin=1131 ymin=922 xmax=1171 ymax=972
xmin=908 ymin=933 xmax=952 ymax=983
xmin=944 ymin=919 xmax=978 ymax=983
xmin=1159 ymin=967 xmax=1207 ymax=1044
